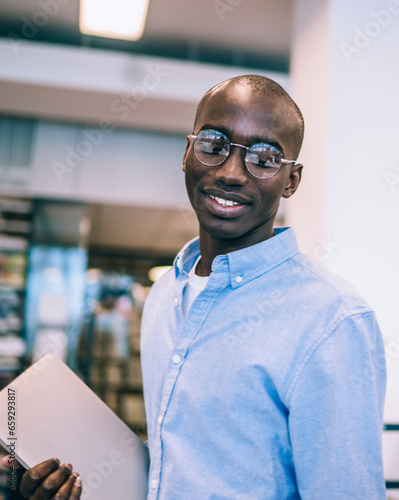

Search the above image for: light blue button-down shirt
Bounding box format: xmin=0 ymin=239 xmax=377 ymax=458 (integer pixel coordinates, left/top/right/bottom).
xmin=141 ymin=227 xmax=386 ymax=499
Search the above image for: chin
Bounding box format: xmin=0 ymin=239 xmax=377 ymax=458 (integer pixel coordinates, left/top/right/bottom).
xmin=200 ymin=221 xmax=258 ymax=241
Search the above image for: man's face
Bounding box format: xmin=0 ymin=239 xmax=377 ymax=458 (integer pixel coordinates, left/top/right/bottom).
xmin=183 ymin=83 xmax=302 ymax=247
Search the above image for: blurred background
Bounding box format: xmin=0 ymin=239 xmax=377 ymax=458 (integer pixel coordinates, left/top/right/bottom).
xmin=0 ymin=0 xmax=398 ymax=497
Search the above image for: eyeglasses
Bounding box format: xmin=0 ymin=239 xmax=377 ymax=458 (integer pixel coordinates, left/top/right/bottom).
xmin=188 ymin=129 xmax=296 ymax=180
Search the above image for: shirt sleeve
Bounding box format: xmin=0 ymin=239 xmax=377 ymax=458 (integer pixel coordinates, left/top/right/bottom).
xmin=287 ymin=311 xmax=386 ymax=499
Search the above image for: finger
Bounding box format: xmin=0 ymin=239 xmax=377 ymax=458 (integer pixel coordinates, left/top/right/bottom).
xmin=21 ymin=461 xmax=71 ymax=499
xmin=69 ymin=475 xmax=82 ymax=500
xmin=29 ymin=463 xmax=73 ymax=500
xmin=20 ymin=458 xmax=61 ymax=497
xmin=49 ymin=472 xmax=78 ymax=500
xmin=0 ymin=454 xmax=23 ymax=469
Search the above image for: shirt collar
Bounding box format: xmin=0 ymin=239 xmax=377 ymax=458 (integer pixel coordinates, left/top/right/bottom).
xmin=173 ymin=237 xmax=201 ymax=278
xmin=174 ymin=227 xmax=299 ymax=288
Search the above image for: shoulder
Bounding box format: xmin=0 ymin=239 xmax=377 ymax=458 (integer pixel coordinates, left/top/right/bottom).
xmin=286 ymin=251 xmax=373 ymax=316
xmin=281 ymin=253 xmax=385 ymax=397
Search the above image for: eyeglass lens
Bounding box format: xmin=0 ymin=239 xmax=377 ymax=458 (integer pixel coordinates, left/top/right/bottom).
xmin=193 ymin=129 xmax=282 ymax=180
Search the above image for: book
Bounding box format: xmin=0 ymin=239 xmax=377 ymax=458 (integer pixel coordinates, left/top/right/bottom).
xmin=0 ymin=352 xmax=149 ymax=500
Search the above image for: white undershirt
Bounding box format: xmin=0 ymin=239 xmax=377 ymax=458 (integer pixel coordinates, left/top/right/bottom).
xmin=182 ymin=255 xmax=209 ymax=318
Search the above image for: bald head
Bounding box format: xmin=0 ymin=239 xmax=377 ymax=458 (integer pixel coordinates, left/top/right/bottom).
xmin=194 ymin=74 xmax=305 ymax=159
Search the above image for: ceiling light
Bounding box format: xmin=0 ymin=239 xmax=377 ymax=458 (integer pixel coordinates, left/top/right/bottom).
xmin=79 ymin=0 xmax=150 ymax=42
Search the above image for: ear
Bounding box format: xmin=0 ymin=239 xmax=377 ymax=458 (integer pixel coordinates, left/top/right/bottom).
xmin=282 ymin=163 xmax=303 ymax=199
xmin=182 ymin=139 xmax=190 ymax=172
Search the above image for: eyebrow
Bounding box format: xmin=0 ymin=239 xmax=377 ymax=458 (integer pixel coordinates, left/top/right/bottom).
xmin=198 ymin=123 xmax=285 ymax=154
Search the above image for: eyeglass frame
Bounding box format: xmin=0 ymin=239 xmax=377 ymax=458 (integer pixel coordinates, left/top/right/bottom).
xmin=187 ymin=129 xmax=297 ymax=180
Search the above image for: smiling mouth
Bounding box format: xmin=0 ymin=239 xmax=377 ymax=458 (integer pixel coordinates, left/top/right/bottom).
xmin=208 ymin=194 xmax=245 ymax=207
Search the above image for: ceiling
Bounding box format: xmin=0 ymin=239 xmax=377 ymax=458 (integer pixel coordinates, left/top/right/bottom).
xmin=87 ymin=202 xmax=198 ymax=255
xmin=0 ymin=0 xmax=294 ymax=70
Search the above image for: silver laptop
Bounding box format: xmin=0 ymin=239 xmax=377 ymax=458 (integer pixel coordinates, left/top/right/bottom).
xmin=0 ymin=352 xmax=149 ymax=500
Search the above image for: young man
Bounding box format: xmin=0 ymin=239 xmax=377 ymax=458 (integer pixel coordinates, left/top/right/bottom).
xmin=140 ymin=75 xmax=386 ymax=499
xmin=3 ymin=75 xmax=386 ymax=499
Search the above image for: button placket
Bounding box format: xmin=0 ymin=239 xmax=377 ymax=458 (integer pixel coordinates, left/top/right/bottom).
xmin=152 ymin=270 xmax=225 ymax=498
xmin=151 ymin=350 xmax=184 ymax=495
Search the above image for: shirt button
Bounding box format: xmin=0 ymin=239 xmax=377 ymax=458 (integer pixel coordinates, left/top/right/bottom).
xmin=172 ymin=354 xmax=181 ymax=364
xmin=174 ymin=297 xmax=178 ymax=306
xmin=150 ymin=479 xmax=159 ymax=489
xmin=157 ymin=414 xmax=163 ymax=424
xmin=235 ymin=276 xmax=243 ymax=283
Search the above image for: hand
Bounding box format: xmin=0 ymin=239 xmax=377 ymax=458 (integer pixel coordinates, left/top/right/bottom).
xmin=1 ymin=455 xmax=82 ymax=499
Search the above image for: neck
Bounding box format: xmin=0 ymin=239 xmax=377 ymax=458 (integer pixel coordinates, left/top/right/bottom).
xmin=196 ymin=226 xmax=275 ymax=276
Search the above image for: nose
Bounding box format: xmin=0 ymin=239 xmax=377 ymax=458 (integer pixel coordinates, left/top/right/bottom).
xmin=214 ymin=145 xmax=248 ymax=186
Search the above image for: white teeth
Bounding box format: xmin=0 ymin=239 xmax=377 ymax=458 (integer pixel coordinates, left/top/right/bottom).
xmin=209 ymin=195 xmax=241 ymax=207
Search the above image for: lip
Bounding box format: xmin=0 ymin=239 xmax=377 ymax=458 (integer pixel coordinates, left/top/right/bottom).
xmin=202 ymin=188 xmax=251 ymax=218
xmin=204 ymin=188 xmax=251 ymax=205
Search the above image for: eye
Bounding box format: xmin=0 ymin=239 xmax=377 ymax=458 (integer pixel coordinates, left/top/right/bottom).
xmin=246 ymin=143 xmax=282 ymax=168
xmin=196 ymin=130 xmax=229 ymax=155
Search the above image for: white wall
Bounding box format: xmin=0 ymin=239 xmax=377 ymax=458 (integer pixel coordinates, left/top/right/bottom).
xmin=327 ymin=0 xmax=399 ymax=414
xmin=288 ymin=0 xmax=399 ymax=414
